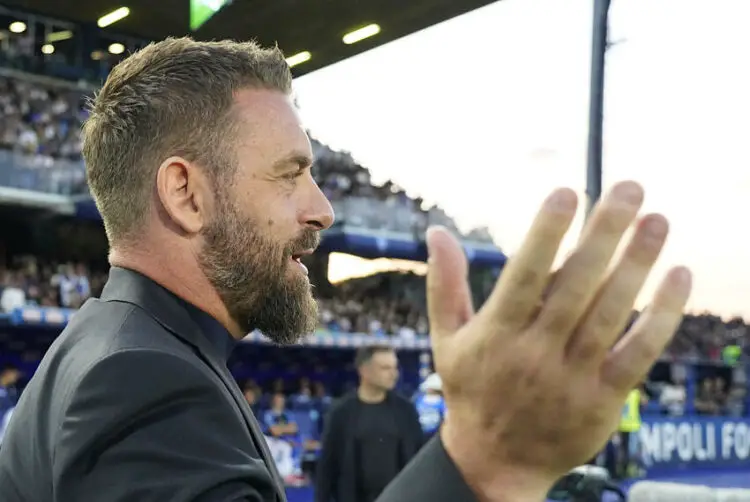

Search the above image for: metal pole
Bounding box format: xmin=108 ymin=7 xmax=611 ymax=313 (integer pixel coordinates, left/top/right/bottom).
xmin=585 ymin=0 xmax=613 ymax=218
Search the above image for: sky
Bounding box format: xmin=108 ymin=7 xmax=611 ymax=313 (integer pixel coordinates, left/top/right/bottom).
xmin=293 ymin=0 xmax=750 ymax=318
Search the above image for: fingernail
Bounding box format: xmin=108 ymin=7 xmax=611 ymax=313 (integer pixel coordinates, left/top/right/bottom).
xmin=642 ymin=215 xmax=668 ymax=239
xmin=546 ymin=188 xmax=577 ymax=211
xmin=612 ymin=181 xmax=644 ymax=205
xmin=671 ymin=266 xmax=692 ymax=289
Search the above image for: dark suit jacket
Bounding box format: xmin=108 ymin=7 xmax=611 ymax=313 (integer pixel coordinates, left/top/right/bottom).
xmin=0 ymin=267 xmax=478 ymax=502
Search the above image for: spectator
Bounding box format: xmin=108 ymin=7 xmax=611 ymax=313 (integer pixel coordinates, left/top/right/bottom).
xmin=713 ymin=376 xmax=728 ymax=412
xmin=659 ymin=377 xmax=687 ymax=416
xmin=694 ymin=379 xmax=721 ymax=415
xmin=263 ymin=393 xmax=301 ymax=482
xmin=242 ymin=381 xmax=261 ymax=416
xmin=414 ymin=373 xmax=446 ymax=440
xmin=0 ymin=273 xmax=26 ymax=313
xmin=725 ymin=365 xmax=748 ymax=418
xmin=0 ymin=364 xmax=21 ymax=446
xmin=263 ymin=393 xmax=298 ymax=441
xmin=291 ymin=378 xmax=314 ymax=410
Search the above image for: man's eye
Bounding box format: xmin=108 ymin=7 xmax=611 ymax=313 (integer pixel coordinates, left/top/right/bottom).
xmin=284 ymin=169 xmax=305 ymax=180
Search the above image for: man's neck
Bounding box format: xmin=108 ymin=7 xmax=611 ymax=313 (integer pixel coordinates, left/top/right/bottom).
xmin=358 ymin=385 xmax=387 ymax=403
xmin=109 ymin=244 xmax=243 ymax=339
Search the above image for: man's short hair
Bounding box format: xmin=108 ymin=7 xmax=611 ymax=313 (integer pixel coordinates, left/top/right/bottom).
xmin=82 ymin=37 xmax=293 ymax=245
xmin=354 ymin=344 xmax=395 ymax=368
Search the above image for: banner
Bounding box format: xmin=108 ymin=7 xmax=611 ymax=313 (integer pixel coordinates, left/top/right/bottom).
xmin=639 ymin=416 xmax=750 ymax=473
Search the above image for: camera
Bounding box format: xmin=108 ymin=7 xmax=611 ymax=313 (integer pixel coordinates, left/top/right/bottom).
xmin=547 ymin=465 xmax=626 ymax=502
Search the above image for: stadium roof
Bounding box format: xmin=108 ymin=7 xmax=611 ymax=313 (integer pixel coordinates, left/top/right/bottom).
xmin=1 ymin=0 xmax=498 ymax=76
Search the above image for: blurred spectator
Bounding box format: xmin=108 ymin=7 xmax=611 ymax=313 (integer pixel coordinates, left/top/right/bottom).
xmin=413 ymin=373 xmax=446 ymax=440
xmin=0 ymin=364 xmax=21 ymax=446
xmin=242 ymin=380 xmax=261 ymax=416
xmin=726 ymin=369 xmax=747 ymax=417
xmin=263 ymin=393 xmax=302 ymax=482
xmin=290 ymin=378 xmax=314 ymax=410
xmin=658 ymin=377 xmax=687 ymax=416
xmin=0 ymin=272 xmax=25 ymax=313
xmin=694 ymin=379 xmax=722 ymax=416
xmin=263 ymin=393 xmax=299 ymax=442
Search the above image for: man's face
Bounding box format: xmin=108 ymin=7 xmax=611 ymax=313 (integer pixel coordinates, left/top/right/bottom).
xmin=362 ymin=351 xmax=400 ymax=391
xmin=199 ymin=89 xmax=334 ymax=345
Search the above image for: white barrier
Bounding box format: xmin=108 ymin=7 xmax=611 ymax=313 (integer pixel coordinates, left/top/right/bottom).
xmin=629 ymin=481 xmax=750 ymax=502
xmin=629 ymin=481 xmax=714 ymax=502
xmin=714 ymin=489 xmax=750 ymax=502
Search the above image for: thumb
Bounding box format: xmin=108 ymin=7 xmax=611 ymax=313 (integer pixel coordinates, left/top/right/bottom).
xmin=426 ymin=226 xmax=474 ymax=339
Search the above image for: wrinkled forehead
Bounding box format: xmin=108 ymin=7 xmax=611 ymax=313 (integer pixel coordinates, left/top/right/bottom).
xmin=231 ymin=88 xmax=312 ymax=165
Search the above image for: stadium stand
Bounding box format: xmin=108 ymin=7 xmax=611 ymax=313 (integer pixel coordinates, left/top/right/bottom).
xmin=0 ymin=5 xmax=748 ymax=501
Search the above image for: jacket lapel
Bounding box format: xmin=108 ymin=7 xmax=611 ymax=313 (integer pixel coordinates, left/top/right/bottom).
xmin=212 ymin=360 xmax=287 ymax=500
xmin=100 ymin=267 xmax=287 ymax=500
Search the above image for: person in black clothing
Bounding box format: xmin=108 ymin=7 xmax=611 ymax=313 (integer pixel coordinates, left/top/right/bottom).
xmin=315 ymin=345 xmax=423 ymax=502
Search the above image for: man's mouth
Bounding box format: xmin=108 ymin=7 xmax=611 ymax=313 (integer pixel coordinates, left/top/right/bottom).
xmin=290 ymin=249 xmax=313 ymax=275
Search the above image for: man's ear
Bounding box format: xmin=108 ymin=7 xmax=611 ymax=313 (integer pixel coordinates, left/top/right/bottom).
xmin=155 ymin=156 xmax=211 ymax=234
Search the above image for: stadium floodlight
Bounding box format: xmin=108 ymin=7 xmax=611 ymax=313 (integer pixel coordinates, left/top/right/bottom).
xmin=342 ymin=24 xmax=380 ymax=45
xmin=190 ymin=0 xmax=230 ymax=31
xmin=9 ymin=21 xmax=26 ymax=33
xmin=46 ymin=31 xmax=74 ymax=43
xmin=41 ymin=44 xmax=55 ymax=55
xmin=285 ymin=51 xmax=311 ymax=68
xmin=97 ymin=7 xmax=130 ymax=28
xmin=108 ymin=43 xmax=126 ymax=55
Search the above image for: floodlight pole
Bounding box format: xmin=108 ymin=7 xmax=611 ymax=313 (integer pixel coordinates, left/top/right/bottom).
xmin=585 ymin=0 xmax=613 ymax=219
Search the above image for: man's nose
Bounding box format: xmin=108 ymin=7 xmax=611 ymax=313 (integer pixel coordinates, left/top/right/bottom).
xmin=303 ymin=180 xmax=335 ymax=231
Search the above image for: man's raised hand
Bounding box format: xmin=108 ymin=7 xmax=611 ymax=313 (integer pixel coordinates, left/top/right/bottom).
xmin=426 ymin=181 xmax=691 ymax=501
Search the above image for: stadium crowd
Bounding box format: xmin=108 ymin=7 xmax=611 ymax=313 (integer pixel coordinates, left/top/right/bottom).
xmin=1 ymin=73 xmax=744 ymax=357
xmin=1 ymin=252 xmax=748 ymax=363
xmin=0 ymin=74 xmax=493 ymax=241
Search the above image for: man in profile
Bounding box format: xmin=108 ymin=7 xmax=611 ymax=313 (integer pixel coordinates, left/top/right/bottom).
xmin=316 ymin=345 xmax=423 ymax=502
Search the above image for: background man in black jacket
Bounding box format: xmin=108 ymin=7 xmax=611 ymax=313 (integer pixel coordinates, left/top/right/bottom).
xmin=0 ymin=34 xmax=692 ymax=502
xmin=316 ymin=346 xmax=423 ymax=502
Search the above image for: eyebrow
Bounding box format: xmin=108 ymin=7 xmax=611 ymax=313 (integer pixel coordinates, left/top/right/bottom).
xmin=272 ymin=151 xmax=314 ymax=172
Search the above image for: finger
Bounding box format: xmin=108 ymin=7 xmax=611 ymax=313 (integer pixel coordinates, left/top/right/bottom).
xmin=566 ymin=213 xmax=669 ymax=363
xmin=426 ymin=226 xmax=475 ymax=339
xmin=479 ymin=188 xmax=577 ymax=329
xmin=536 ymin=181 xmax=644 ymax=337
xmin=602 ymin=266 xmax=692 ymax=389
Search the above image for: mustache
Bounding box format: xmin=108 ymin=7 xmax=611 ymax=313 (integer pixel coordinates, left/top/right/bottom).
xmin=287 ymin=230 xmax=321 ymax=256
